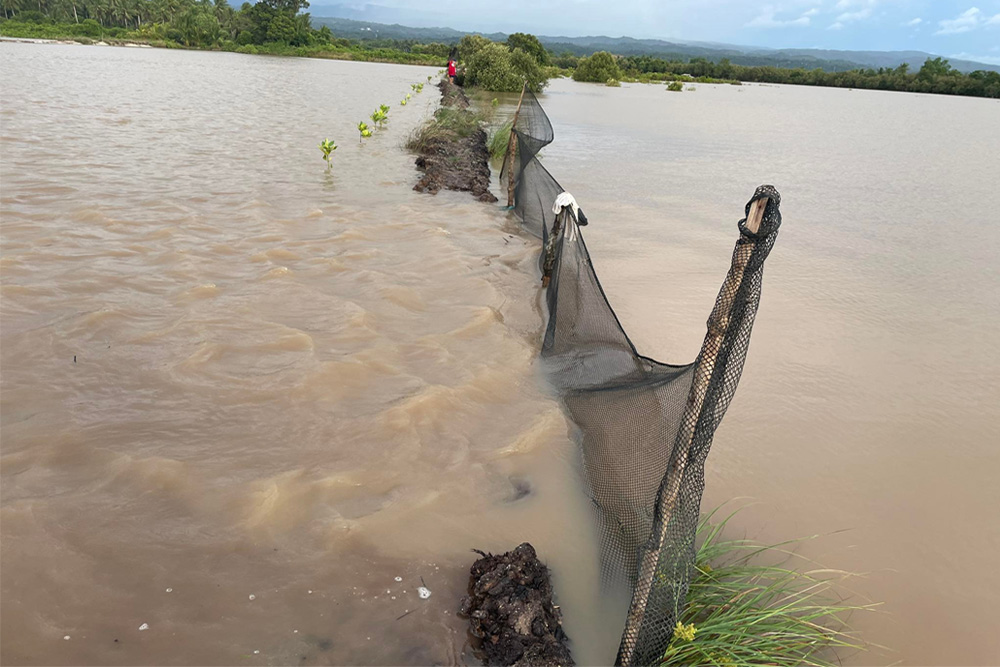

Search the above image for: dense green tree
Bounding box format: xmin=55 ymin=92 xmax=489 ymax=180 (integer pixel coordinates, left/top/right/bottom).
xmin=457 ymin=33 xmax=489 ymax=60
xmin=918 ymin=57 xmax=955 ymax=80
xmin=506 ymin=31 xmax=548 ymax=65
xmin=464 ymin=41 xmax=546 ymax=92
xmin=572 ymin=50 xmax=622 ymax=82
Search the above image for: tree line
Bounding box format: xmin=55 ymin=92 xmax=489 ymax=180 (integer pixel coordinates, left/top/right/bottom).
xmin=615 ymin=54 xmax=1000 ymax=98
xmin=1 ymin=0 xmax=328 ymax=48
xmin=2 ymin=9 xmax=998 ymax=100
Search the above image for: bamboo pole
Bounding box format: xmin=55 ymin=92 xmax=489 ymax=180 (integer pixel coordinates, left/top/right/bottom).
xmin=616 ymin=193 xmax=771 ymax=667
xmin=505 ymin=81 xmax=528 ymax=208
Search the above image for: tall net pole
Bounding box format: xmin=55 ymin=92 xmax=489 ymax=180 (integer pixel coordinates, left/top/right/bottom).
xmin=616 ymin=188 xmax=778 ymax=666
xmin=505 ymin=82 xmax=527 ymax=208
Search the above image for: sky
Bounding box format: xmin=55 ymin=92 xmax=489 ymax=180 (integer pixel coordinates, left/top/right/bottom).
xmin=321 ymin=0 xmax=1000 ymax=65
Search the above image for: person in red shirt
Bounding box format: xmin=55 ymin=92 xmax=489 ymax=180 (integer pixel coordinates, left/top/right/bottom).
xmin=447 ymin=57 xmax=457 ymax=82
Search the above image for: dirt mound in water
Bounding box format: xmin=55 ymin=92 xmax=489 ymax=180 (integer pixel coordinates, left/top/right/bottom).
xmin=412 ymin=80 xmax=497 ymax=203
xmin=460 ymin=543 xmax=574 ymax=666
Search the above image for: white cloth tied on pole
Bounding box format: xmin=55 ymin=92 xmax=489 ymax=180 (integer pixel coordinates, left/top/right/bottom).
xmin=553 ymin=191 xmax=581 ymax=241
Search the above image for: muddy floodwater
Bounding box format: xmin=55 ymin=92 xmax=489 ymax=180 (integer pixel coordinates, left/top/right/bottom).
xmin=2 ymin=43 xmax=999 ymax=666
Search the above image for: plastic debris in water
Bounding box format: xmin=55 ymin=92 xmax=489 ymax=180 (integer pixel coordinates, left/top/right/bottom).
xmin=394 ymin=576 xmax=402 ymax=582
xmin=248 ymin=594 xmax=255 ymax=601
xmin=138 ymin=623 xmax=149 ymax=631
xmin=165 ymin=588 xmax=173 ymax=593
xmin=253 ymin=650 xmax=260 ymax=654
xmin=63 ymin=635 xmax=71 ymax=640
xmin=417 ymin=587 xmax=431 ymax=599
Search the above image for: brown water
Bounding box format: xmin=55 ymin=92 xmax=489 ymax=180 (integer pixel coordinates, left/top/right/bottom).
xmin=2 ymin=43 xmax=999 ymax=666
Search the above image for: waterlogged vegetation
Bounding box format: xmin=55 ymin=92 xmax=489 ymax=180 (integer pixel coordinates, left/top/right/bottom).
xmin=659 ymin=507 xmax=874 ymax=667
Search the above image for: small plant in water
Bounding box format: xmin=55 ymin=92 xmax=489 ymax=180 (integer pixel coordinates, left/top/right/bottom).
xmin=370 ymin=108 xmax=388 ymax=128
xmin=667 ymin=80 xmax=684 ymax=92
xmin=427 ymin=75 xmax=432 ymax=81
xmin=357 ymin=121 xmax=372 ymax=142
xmin=405 ymin=93 xmax=412 ymax=100
xmin=319 ymin=138 xmax=337 ymax=168
xmin=400 ymin=98 xmax=408 ymax=106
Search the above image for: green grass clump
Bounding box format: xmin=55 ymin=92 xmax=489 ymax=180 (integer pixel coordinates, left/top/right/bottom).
xmin=406 ymin=106 xmax=484 ymax=152
xmin=487 ymin=120 xmax=513 ymax=162
xmin=666 ymin=80 xmax=685 ymax=92
xmin=660 ymin=508 xmax=874 ymax=667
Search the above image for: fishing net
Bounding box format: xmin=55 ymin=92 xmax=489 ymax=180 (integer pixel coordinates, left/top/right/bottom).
xmin=502 ymin=90 xmax=783 ymax=666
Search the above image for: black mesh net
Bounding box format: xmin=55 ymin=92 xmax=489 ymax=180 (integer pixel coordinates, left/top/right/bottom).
xmin=502 ymin=89 xmax=783 ymax=666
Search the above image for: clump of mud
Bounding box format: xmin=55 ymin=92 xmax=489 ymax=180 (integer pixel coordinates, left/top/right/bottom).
xmin=459 ymin=543 xmax=574 ymax=667
xmin=411 ymin=80 xmax=497 ymax=203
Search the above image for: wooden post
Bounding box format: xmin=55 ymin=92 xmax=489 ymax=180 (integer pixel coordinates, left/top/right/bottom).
xmin=616 ymin=193 xmax=770 ymax=667
xmin=505 ymin=81 xmax=528 ymax=208
xmin=542 ymin=206 xmax=568 ymax=287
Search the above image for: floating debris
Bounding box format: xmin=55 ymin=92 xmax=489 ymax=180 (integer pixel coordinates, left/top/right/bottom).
xmin=394 ymin=576 xmax=402 ymax=582
xmin=417 ymin=587 xmax=432 ymax=599
xmin=165 ymin=588 xmax=173 ymax=593
xmin=138 ymin=623 xmax=149 ymax=631
xmin=63 ymin=635 xmax=71 ymax=641
xmin=248 ymin=594 xmax=256 ymax=601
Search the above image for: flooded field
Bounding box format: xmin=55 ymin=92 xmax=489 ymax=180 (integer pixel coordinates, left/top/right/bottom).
xmin=3 ymin=43 xmax=1000 ymax=665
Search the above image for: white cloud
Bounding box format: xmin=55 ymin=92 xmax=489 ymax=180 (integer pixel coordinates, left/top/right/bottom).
xmin=837 ymin=7 xmax=872 ymax=22
xmin=746 ymin=5 xmax=812 ymax=28
xmin=904 ymin=17 xmax=923 ymax=27
xmin=935 ymin=7 xmax=988 ymax=35
xmin=986 ymin=13 xmax=1000 ymax=25
xmin=828 ymin=21 xmax=845 ymax=29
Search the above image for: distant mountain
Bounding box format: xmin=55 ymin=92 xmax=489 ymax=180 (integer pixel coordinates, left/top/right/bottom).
xmin=310 ymin=12 xmax=1000 ymax=74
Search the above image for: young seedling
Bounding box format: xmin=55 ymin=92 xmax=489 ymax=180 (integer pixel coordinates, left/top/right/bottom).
xmin=358 ymin=121 xmax=372 ymax=143
xmin=370 ymin=109 xmax=386 ymax=129
xmin=319 ymin=138 xmax=337 ymax=168
xmin=400 ymin=98 xmax=408 ymax=106
xmin=427 ymin=75 xmax=432 ymax=81
xmin=405 ymin=93 xmax=412 ymax=100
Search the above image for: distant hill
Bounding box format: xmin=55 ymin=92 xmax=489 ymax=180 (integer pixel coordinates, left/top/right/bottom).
xmin=310 ymin=13 xmax=1000 ymax=74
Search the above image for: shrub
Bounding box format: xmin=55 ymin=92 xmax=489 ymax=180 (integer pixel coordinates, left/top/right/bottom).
xmin=667 ymin=80 xmax=684 ymax=92
xmin=74 ymin=18 xmax=102 ymax=38
xmin=465 ymin=42 xmax=546 ymax=93
xmin=606 ymin=78 xmax=621 ymax=87
xmin=573 ymin=51 xmax=623 ymax=83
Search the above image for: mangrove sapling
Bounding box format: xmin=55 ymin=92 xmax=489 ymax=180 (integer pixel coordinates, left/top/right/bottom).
xmin=319 ymin=138 xmax=337 ymax=168
xmin=400 ymin=98 xmax=408 ymax=106
xmin=667 ymin=80 xmax=684 ymax=92
xmin=370 ymin=109 xmax=387 ymax=128
xmin=658 ymin=506 xmax=875 ymax=667
xmin=357 ymin=121 xmax=372 ymax=143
